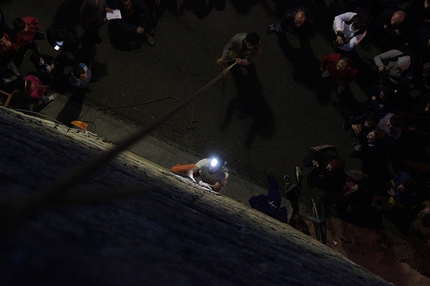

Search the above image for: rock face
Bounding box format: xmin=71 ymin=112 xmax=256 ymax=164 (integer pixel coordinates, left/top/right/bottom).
xmin=0 ymin=108 xmax=391 ymax=286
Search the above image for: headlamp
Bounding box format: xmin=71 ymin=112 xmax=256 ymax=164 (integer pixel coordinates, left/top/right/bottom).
xmin=210 ymin=158 xmax=219 ymax=167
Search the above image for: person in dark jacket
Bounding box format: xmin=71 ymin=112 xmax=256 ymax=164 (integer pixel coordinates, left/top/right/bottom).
xmin=107 ymin=0 xmax=155 ymax=50
xmin=249 ymin=174 xmax=288 ymax=223
xmin=266 ymin=6 xmax=312 ymax=37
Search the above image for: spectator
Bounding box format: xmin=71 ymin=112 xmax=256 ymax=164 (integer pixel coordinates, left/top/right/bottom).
xmin=12 ymin=16 xmax=45 ymax=54
xmin=69 ymin=63 xmax=96 ymax=93
xmin=22 ymin=74 xmax=57 ymax=103
xmin=381 ymin=171 xmax=418 ymax=211
xmin=0 ymin=32 xmax=22 ymax=79
xmin=345 ymin=114 xmax=380 ymax=141
xmin=365 ymin=84 xmax=392 ymax=118
xmin=338 ymin=170 xmax=373 ymax=215
xmin=320 ymin=53 xmax=357 ymax=94
xmin=29 ymin=52 xmax=58 ymax=81
xmin=266 ymin=6 xmax=312 ymax=38
xmin=374 ymin=49 xmax=413 ymax=88
xmin=107 ymin=0 xmax=155 ymax=50
xmin=249 ymin=174 xmax=288 ymax=223
xmin=80 ymin=0 xmax=107 ymax=44
xmin=170 ymin=156 xmax=229 ymax=192
xmin=302 ymin=144 xmax=346 ymax=191
xmin=377 ymin=112 xmax=404 ymax=143
xmin=374 ymin=8 xmax=408 ymax=49
xmin=411 ymin=200 xmax=430 ymax=244
xmin=46 ymin=26 xmax=80 ymax=60
xmin=216 ymin=32 xmax=261 ymax=66
xmin=332 ymin=10 xmax=371 ymax=52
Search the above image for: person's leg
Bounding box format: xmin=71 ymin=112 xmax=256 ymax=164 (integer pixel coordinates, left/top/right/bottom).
xmin=171 ymin=163 xmax=196 ymax=176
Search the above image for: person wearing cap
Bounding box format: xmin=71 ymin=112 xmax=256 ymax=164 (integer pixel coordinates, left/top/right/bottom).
xmin=216 ymin=32 xmax=262 ymax=66
xmin=170 ymin=157 xmax=229 ymax=192
xmin=374 ymin=49 xmax=413 ymax=87
xmin=302 ymin=144 xmax=346 ymax=191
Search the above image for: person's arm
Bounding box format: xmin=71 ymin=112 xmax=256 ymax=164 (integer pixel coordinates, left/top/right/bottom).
xmin=198 ymin=180 xmax=224 ymax=192
xmin=333 ymin=12 xmax=356 ymax=45
xmin=219 ymin=35 xmax=237 ymax=62
xmin=341 ymin=31 xmax=366 ymax=51
xmin=374 ymin=50 xmax=401 ymax=70
xmin=240 ymin=46 xmax=262 ymax=66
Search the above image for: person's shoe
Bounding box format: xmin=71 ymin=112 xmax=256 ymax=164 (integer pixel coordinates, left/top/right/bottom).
xmin=295 ymin=166 xmax=303 ymax=186
xmin=146 ymin=35 xmax=156 ymax=46
xmin=2 ymin=78 xmax=11 ymax=85
xmin=47 ymin=93 xmax=58 ymax=102
xmin=266 ymin=23 xmax=276 ymax=35
xmin=84 ymin=87 xmax=92 ymax=93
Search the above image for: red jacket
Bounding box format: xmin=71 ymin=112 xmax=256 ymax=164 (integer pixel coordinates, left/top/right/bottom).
xmin=13 ymin=16 xmax=39 ymax=46
xmin=320 ymin=53 xmax=357 ymax=84
xmin=0 ymin=33 xmax=18 ymax=65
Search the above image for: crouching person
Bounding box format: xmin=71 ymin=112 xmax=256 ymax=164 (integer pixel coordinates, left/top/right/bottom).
xmin=171 ymin=156 xmax=229 ymax=192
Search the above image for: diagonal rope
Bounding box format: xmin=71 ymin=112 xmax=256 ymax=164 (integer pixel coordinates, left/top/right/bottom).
xmin=0 ymin=62 xmax=237 ymax=231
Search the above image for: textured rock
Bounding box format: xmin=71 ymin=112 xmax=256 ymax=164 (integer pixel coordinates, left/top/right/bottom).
xmin=0 ymin=108 xmax=391 ymax=285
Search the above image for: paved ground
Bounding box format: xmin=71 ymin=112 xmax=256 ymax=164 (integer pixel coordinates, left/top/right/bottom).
xmin=2 ymin=0 xmax=430 ymax=284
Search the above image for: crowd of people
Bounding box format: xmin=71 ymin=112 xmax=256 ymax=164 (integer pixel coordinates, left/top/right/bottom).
xmin=0 ymin=0 xmax=429 ymax=244
xmin=243 ymin=1 xmax=430 ymax=245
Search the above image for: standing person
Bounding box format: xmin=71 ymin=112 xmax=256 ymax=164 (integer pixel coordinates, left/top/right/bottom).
xmin=170 ymin=156 xmax=229 ymax=192
xmin=374 ymin=8 xmax=408 ymax=49
xmin=0 ymin=32 xmax=22 ymax=80
xmin=373 ymin=49 xmax=413 ymax=88
xmin=107 ymin=0 xmax=156 ymax=50
xmin=302 ymin=144 xmax=346 ymax=191
xmin=22 ymin=74 xmax=57 ymax=103
xmin=333 ymin=10 xmax=371 ymax=52
xmin=320 ymin=53 xmax=357 ymax=94
xmin=12 ymin=16 xmax=45 ymax=54
xmin=80 ymin=0 xmax=107 ymax=44
xmin=69 ymin=63 xmax=96 ymax=93
xmin=216 ymin=32 xmax=261 ymax=66
xmin=266 ymin=6 xmax=312 ymax=38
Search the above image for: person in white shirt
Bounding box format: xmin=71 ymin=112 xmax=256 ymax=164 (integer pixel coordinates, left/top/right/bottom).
xmin=333 ymin=11 xmax=371 ymax=52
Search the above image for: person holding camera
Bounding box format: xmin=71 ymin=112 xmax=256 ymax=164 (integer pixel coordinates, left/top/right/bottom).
xmin=373 ymin=49 xmax=413 ymax=88
xmin=332 ymin=10 xmax=371 ymax=52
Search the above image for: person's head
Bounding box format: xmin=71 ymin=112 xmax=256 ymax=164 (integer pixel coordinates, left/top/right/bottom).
xmin=326 ymin=159 xmax=345 ymax=172
xmin=294 ymin=10 xmax=307 ymax=27
xmin=336 ymin=56 xmax=351 ymax=71
xmin=425 ymin=0 xmax=430 ymax=9
xmin=351 ymin=10 xmax=371 ymax=31
xmin=366 ymin=115 xmax=380 ymax=129
xmin=122 ymin=0 xmax=133 ymax=10
xmin=396 ymin=55 xmax=411 ymax=71
xmin=366 ymin=127 xmax=385 ymax=142
xmin=388 ymin=113 xmax=404 ymax=128
xmin=13 ymin=17 xmax=27 ymax=31
xmin=390 ymin=10 xmax=406 ymax=26
xmin=398 ymin=178 xmax=417 ymax=193
xmin=245 ymin=32 xmax=260 ymax=49
xmin=207 ymin=155 xmax=226 ymax=174
xmin=72 ymin=65 xmax=87 ymax=80
xmin=418 ymin=206 xmax=430 ymax=220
